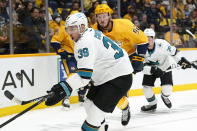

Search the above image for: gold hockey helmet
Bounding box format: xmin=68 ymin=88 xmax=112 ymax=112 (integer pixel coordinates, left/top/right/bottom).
xmin=94 ymin=4 xmax=113 ymax=15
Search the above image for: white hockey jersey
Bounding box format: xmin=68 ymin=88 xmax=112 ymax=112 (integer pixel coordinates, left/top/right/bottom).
xmin=143 ymin=39 xmax=181 ymax=73
xmin=66 ymin=28 xmax=133 ymax=90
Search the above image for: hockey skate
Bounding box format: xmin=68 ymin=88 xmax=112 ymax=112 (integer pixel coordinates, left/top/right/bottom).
xmin=141 ymin=104 xmax=157 ymax=111
xmin=121 ymin=106 xmax=130 ymax=126
xmin=161 ymin=95 xmax=172 ymax=108
xmin=99 ymin=120 xmax=109 ymax=131
xmin=62 ymin=97 xmax=70 ymax=109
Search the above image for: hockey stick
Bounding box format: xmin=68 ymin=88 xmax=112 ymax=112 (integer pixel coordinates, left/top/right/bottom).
xmin=165 ymin=60 xmax=197 ymax=72
xmin=4 ymin=90 xmax=49 ymax=105
xmin=143 ymin=60 xmax=197 ymax=75
xmin=186 ymin=29 xmax=196 ymax=39
xmin=0 ymin=97 xmax=45 ymax=128
xmin=190 ymin=60 xmax=197 ymax=69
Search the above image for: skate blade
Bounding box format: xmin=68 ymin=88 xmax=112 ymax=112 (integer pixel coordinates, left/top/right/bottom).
xmin=141 ymin=109 xmax=156 ymax=113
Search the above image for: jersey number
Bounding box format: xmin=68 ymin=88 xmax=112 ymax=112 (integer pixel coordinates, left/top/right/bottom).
xmin=103 ymin=36 xmax=124 ymax=59
xmin=78 ymin=48 xmax=89 ymax=59
xmin=94 ymin=30 xmax=123 ymax=59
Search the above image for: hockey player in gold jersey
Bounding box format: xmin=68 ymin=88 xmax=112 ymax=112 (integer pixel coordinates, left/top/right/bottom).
xmin=93 ymin=3 xmax=148 ymax=126
xmin=51 ymin=25 xmax=74 ymax=54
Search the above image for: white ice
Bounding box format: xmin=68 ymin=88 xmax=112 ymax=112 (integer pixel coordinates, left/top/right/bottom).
xmin=1 ymin=90 xmax=197 ymax=131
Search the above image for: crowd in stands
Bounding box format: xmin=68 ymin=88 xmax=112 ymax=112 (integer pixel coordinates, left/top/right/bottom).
xmin=0 ymin=0 xmax=196 ymax=54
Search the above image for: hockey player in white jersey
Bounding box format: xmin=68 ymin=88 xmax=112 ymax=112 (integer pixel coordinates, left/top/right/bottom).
xmin=141 ymin=28 xmax=191 ymax=111
xmin=44 ymin=12 xmax=133 ymax=131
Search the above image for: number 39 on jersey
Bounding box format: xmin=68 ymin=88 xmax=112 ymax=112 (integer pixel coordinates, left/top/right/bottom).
xmin=94 ymin=30 xmax=124 ymax=59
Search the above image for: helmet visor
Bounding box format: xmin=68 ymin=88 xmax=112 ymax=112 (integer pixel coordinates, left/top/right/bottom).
xmin=65 ymin=25 xmax=79 ymax=35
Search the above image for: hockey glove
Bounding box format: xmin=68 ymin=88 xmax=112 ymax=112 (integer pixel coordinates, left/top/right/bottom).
xmin=150 ymin=66 xmax=165 ymax=78
xmin=178 ymin=57 xmax=191 ymax=69
xmin=131 ymin=54 xmax=144 ymax=74
xmin=58 ymin=49 xmax=68 ymax=59
xmin=45 ymin=81 xmax=73 ymax=106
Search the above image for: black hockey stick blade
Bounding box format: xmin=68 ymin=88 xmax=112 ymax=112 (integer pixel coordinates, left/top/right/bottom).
xmin=4 ymin=90 xmax=22 ymax=105
xmin=4 ymin=90 xmax=14 ymax=100
xmin=0 ymin=97 xmax=45 ymax=128
xmin=4 ymin=90 xmax=49 ymax=105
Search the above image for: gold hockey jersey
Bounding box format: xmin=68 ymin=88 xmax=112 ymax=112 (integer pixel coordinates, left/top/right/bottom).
xmin=51 ymin=25 xmax=74 ymax=53
xmin=93 ymin=19 xmax=148 ymax=55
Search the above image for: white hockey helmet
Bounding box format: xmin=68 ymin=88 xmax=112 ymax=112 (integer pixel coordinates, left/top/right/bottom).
xmin=144 ymin=28 xmax=155 ymax=38
xmin=65 ymin=12 xmax=88 ymax=33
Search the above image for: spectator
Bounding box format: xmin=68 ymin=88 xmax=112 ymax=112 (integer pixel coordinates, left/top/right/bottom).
xmin=134 ymin=20 xmax=140 ymax=28
xmin=50 ymin=13 xmax=64 ymax=35
xmin=17 ymin=1 xmax=34 ymax=24
xmin=12 ymin=10 xmax=21 ymax=26
xmin=0 ymin=16 xmax=7 ymax=43
xmin=123 ymin=5 xmax=134 ymax=21
xmin=156 ymin=1 xmax=164 ymax=17
xmin=84 ymin=0 xmax=97 ymax=11
xmin=48 ymin=0 xmax=58 ymax=12
xmin=23 ymin=7 xmax=43 ymax=53
xmin=145 ymin=1 xmax=161 ymax=31
xmin=160 ymin=1 xmax=170 ymax=18
xmin=140 ymin=14 xmax=149 ymax=31
xmin=177 ymin=0 xmax=185 ymax=14
xmin=0 ymin=34 xmax=7 ymax=43
xmin=135 ymin=0 xmax=146 ymax=12
xmin=39 ymin=4 xmax=53 ymax=21
xmin=6 ymin=0 xmax=21 ymax=25
xmin=87 ymin=1 xmax=99 ymax=17
xmin=164 ymin=23 xmax=183 ymax=47
xmin=15 ymin=0 xmax=24 ymax=10
xmin=112 ymin=7 xmax=119 ymax=19
xmin=88 ymin=12 xmax=96 ymax=27
xmin=35 ymin=0 xmax=44 ymax=8
xmin=186 ymin=0 xmax=196 ymax=12
xmin=184 ymin=4 xmax=191 ymax=18
xmin=132 ymin=14 xmax=138 ymax=22
xmin=0 ymin=0 xmax=9 ymax=22
xmin=0 ymin=15 xmax=8 ymax=54
xmin=39 ymin=9 xmax=46 ymax=41
xmin=120 ymin=0 xmax=130 ymax=17
xmin=173 ymin=2 xmax=185 ymax=20
xmin=190 ymin=10 xmax=197 ymax=33
xmin=71 ymin=0 xmax=80 ymax=11
xmin=150 ymin=23 xmax=155 ymax=31
xmin=60 ymin=8 xmax=69 ymax=21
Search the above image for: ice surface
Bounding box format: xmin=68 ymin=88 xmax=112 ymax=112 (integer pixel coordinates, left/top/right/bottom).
xmin=1 ymin=90 xmax=197 ymax=131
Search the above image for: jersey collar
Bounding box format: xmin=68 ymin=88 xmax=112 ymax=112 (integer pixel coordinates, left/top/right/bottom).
xmin=148 ymin=42 xmax=156 ymax=56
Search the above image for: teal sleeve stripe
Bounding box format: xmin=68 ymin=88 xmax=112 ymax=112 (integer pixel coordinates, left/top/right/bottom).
xmin=60 ymin=82 xmax=71 ymax=96
xmin=77 ymin=71 xmax=92 ymax=79
xmin=82 ymin=123 xmax=99 ymax=131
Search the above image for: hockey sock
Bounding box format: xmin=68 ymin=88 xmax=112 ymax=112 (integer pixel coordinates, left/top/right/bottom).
xmin=82 ymin=120 xmax=100 ymax=131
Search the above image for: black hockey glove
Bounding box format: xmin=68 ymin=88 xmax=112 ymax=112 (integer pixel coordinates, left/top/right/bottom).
xmin=130 ymin=54 xmax=144 ymax=74
xmin=150 ymin=66 xmax=165 ymax=78
xmin=178 ymin=57 xmax=191 ymax=69
xmin=45 ymin=81 xmax=73 ymax=106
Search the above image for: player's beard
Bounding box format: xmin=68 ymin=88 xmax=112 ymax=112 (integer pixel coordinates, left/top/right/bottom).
xmin=98 ymin=19 xmax=111 ymax=31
